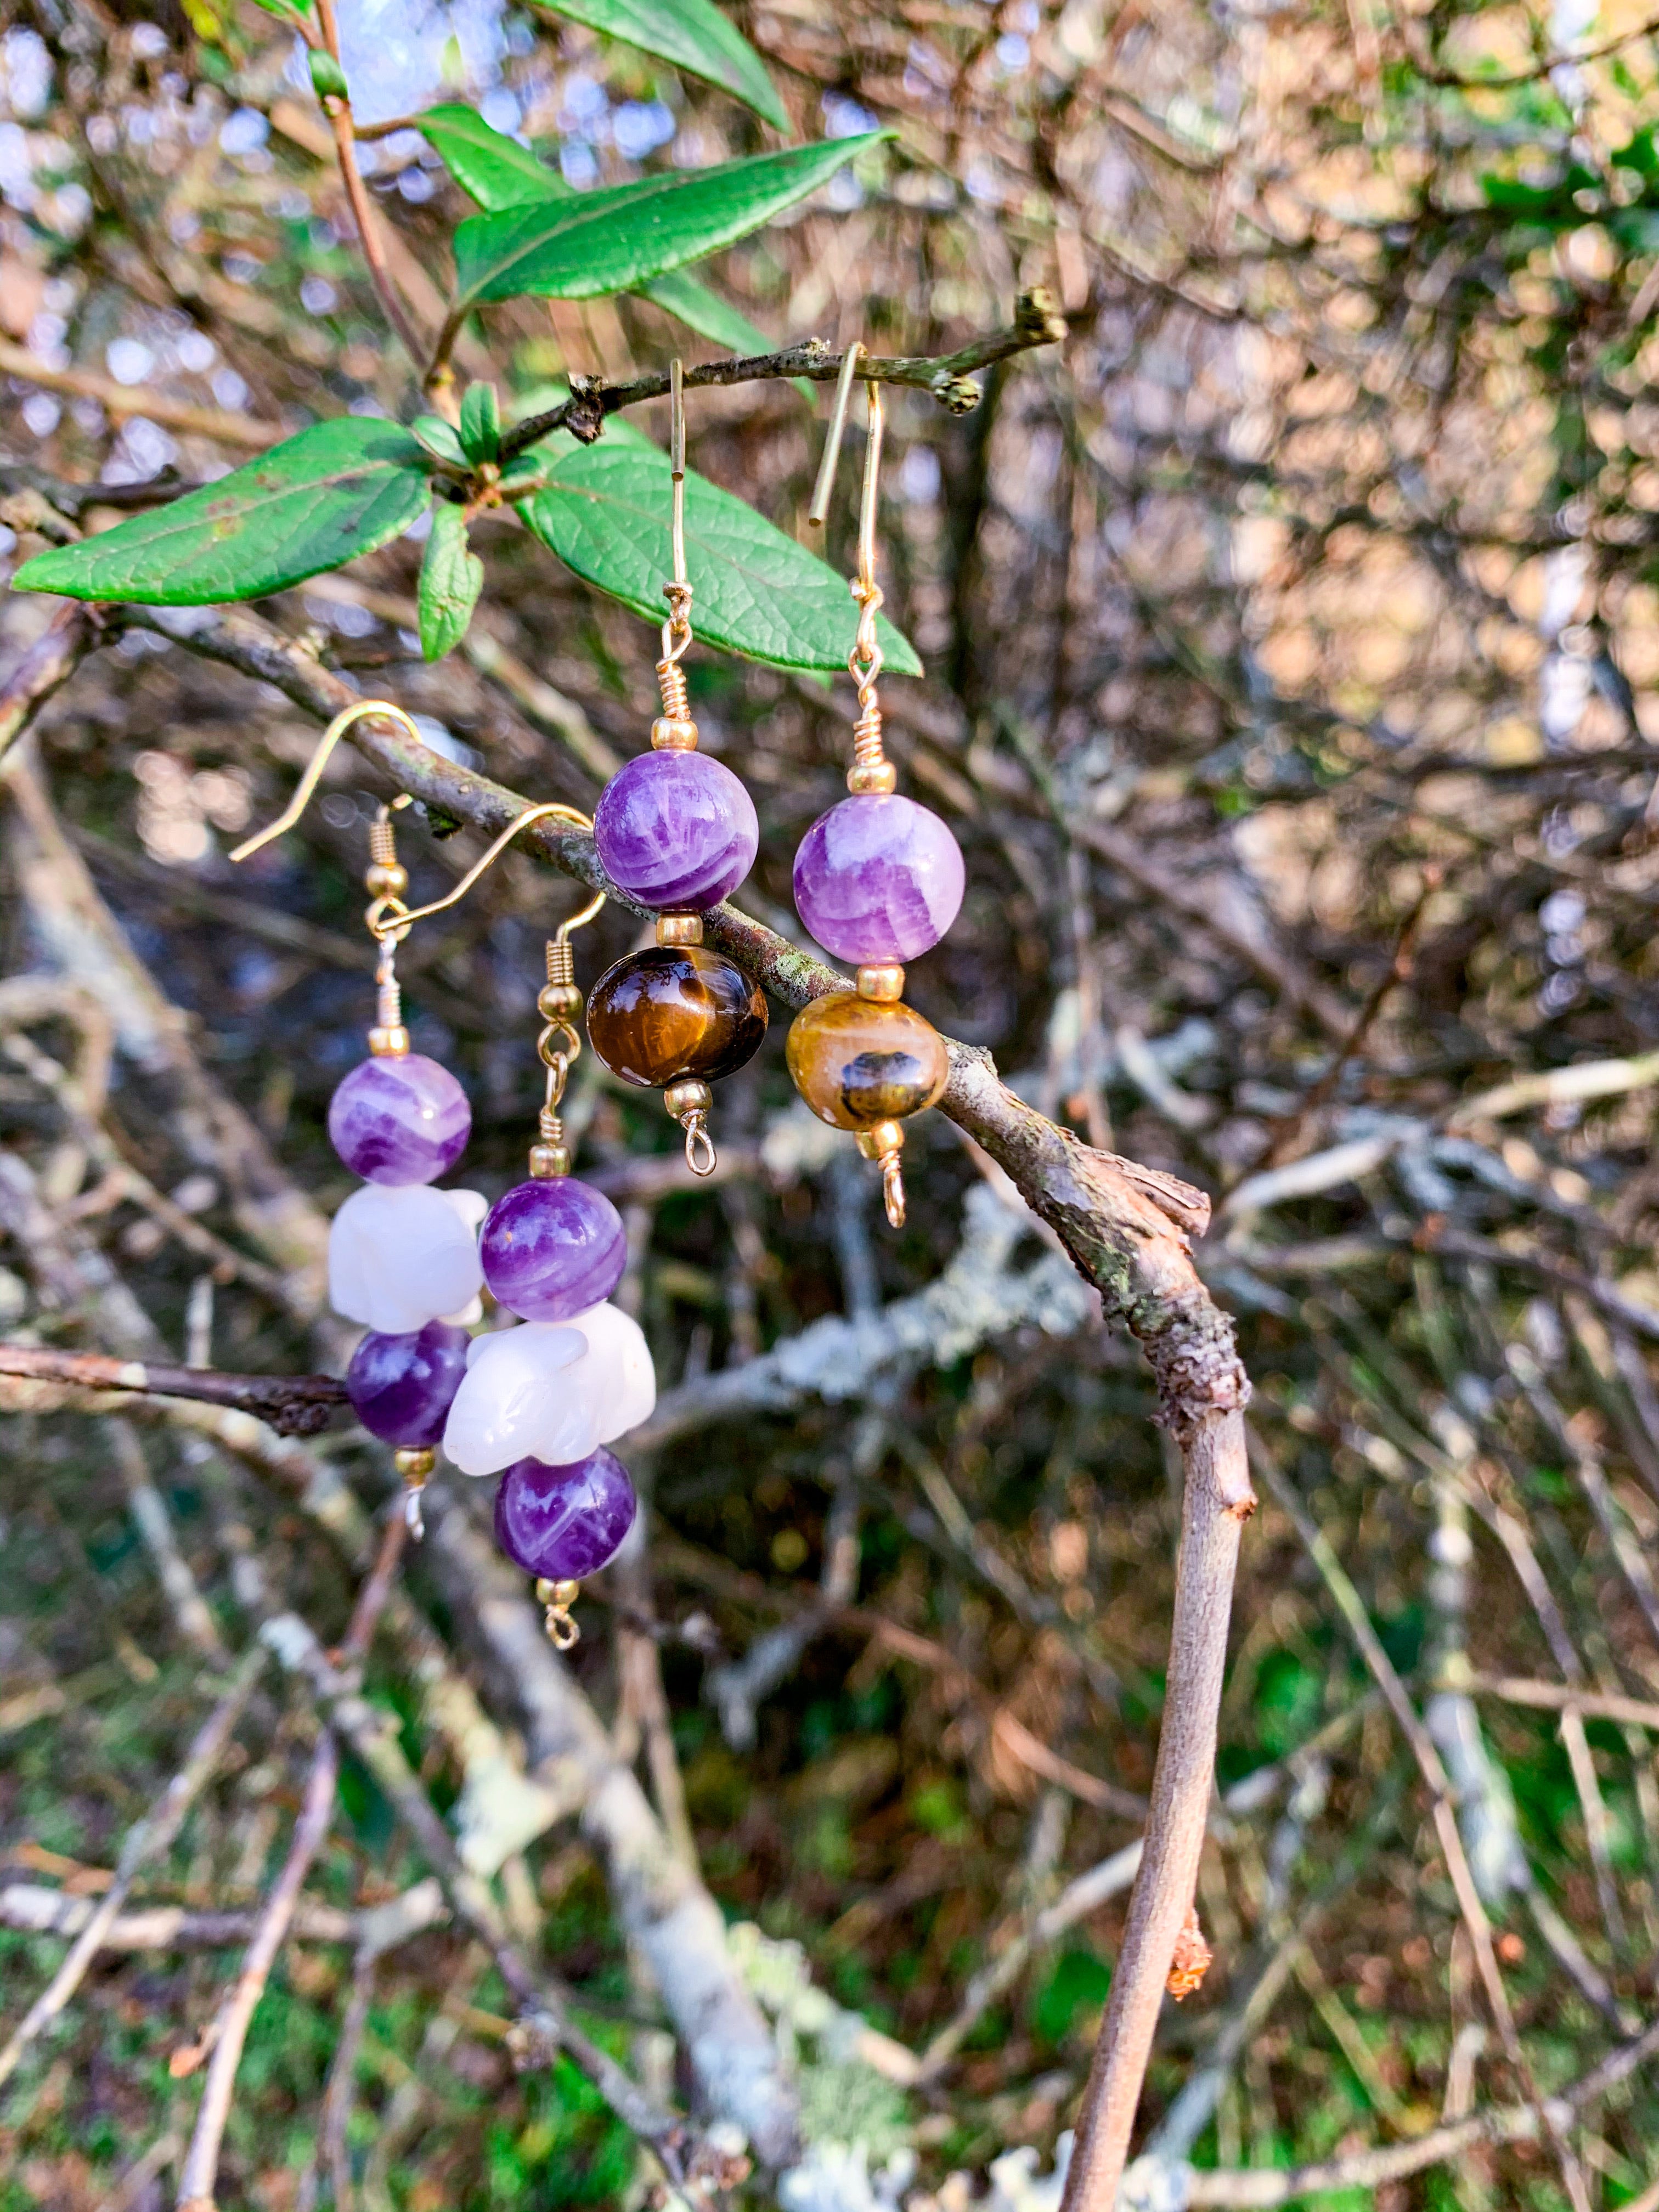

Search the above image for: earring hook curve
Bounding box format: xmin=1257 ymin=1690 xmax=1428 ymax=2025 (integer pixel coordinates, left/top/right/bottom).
xmin=229 ymin=699 xmax=428 ymax=864
xmin=370 ymin=802 xmax=605 ymax=941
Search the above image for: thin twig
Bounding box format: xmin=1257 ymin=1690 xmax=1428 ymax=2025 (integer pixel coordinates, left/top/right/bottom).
xmin=0 ymin=1643 xmax=267 ymax=2089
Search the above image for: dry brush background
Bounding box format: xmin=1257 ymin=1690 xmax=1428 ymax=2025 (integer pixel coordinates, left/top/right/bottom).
xmin=5 ymin=0 xmax=1659 ymax=2208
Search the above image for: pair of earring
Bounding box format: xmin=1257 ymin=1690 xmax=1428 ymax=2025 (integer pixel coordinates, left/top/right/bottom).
xmin=584 ymin=348 xmax=966 ymax=1231
xmin=228 ymin=345 xmax=968 ymax=1643
xmin=233 ymin=710 xmax=648 ymax=1649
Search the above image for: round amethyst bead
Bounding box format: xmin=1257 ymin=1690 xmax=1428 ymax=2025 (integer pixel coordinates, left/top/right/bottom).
xmin=793 ymin=794 xmax=965 ymax=964
xmin=346 ymin=1320 xmax=470 ymax=1447
xmin=594 ymin=751 xmax=759 ymax=911
xmin=328 ymin=1055 xmax=471 ymax=1187
xmin=494 ymin=1449 xmax=637 ymax=1579
xmin=481 ymin=1177 xmax=626 ymax=1323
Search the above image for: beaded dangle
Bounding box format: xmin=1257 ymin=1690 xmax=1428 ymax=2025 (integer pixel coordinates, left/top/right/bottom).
xmin=586 ymin=359 xmax=769 ymax=1172
xmin=789 ymin=348 xmax=964 ymax=1226
xmin=232 ymin=702 xmax=487 ymax=1534
xmin=442 ymin=891 xmax=654 ymax=1650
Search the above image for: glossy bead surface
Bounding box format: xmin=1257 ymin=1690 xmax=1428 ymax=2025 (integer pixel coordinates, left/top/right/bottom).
xmin=586 ymin=946 xmax=767 ymax=1091
xmin=347 ymin=1321 xmax=470 ymax=1447
xmin=785 ymin=992 xmax=949 ymax=1130
xmin=494 ymin=1448 xmax=637 ymax=1581
xmin=793 ymin=794 xmax=965 ymax=963
xmin=329 ymin=1183 xmax=487 ymax=1334
xmin=328 ymin=1054 xmax=471 ymax=1186
xmin=594 ymin=751 xmax=759 ymax=911
xmin=481 ymin=1177 xmax=626 ymax=1323
xmin=443 ymin=1305 xmax=657 ymax=1476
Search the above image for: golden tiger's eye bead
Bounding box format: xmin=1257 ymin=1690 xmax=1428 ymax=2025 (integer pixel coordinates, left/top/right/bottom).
xmin=785 ymin=994 xmax=949 ymax=1131
xmin=586 ymin=946 xmax=768 ymax=1090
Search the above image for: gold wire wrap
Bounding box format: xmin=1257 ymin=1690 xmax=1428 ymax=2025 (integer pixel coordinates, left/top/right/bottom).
xmin=657 ymin=653 xmax=691 ymax=723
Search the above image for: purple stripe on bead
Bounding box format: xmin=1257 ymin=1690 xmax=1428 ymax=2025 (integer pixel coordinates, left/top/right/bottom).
xmin=594 ymin=750 xmax=759 ymax=911
xmin=481 ymin=1177 xmax=627 ymax=1323
xmin=346 ymin=1320 xmax=470 ymax=1446
xmin=793 ymin=794 xmax=965 ymax=964
xmin=328 ymin=1054 xmax=471 ymax=1186
xmin=494 ymin=1449 xmax=637 ymax=1579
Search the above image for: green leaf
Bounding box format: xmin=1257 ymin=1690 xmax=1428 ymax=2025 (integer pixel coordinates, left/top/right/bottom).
xmin=530 ymin=0 xmax=789 ymax=132
xmin=11 ymin=418 xmax=431 ymax=606
xmin=411 ymin=414 xmax=470 ymax=470
xmin=637 ymin=268 xmax=772 ymax=356
xmin=452 ymin=135 xmax=884 ymax=308
xmin=519 ymin=443 xmax=921 ymax=675
xmin=308 ymin=48 xmax=350 ymax=101
xmin=459 ymin=382 xmax=500 ymax=463
xmin=415 ymin=102 xmax=557 ymax=210
xmin=417 ymin=106 xmax=781 ymax=355
xmin=418 ymin=502 xmax=484 ymax=661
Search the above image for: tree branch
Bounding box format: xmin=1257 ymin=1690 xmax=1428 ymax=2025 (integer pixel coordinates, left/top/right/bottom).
xmin=0 ymin=1345 xmax=348 ymax=1437
xmin=494 ymin=290 xmax=1071 ymax=460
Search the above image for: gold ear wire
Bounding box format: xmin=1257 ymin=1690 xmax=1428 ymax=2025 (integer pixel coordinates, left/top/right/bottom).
xmin=369 ymin=802 xmax=603 ymax=941
xmin=229 ymin=699 xmax=427 ymax=863
xmin=808 ymin=341 xmax=867 ymax=528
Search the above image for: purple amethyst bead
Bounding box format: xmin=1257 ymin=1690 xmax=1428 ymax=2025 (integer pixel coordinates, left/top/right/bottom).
xmin=346 ymin=1320 xmax=470 ymax=1447
xmin=793 ymin=794 xmax=965 ymax=964
xmin=328 ymin=1055 xmax=471 ymax=1186
xmin=494 ymin=1448 xmax=637 ymax=1580
xmin=594 ymin=750 xmax=759 ymax=911
xmin=481 ymin=1177 xmax=626 ymax=1323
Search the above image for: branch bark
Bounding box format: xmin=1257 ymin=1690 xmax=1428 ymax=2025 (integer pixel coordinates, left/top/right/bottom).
xmin=0 ymin=1345 xmax=348 ymax=1436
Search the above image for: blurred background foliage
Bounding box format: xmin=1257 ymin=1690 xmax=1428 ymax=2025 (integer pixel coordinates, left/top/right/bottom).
xmin=6 ymin=0 xmax=1659 ymax=2208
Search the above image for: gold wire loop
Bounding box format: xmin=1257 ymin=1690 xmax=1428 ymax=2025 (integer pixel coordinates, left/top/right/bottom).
xmin=370 ymin=803 xmax=603 ymax=942
xmin=683 ymin=1113 xmax=718 ymax=1178
xmin=229 ymin=699 xmax=427 ymax=862
xmin=365 ymin=893 xmax=411 ymax=944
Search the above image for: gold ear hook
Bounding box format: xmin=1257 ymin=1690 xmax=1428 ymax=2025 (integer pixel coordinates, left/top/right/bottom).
xmin=229 ymin=699 xmax=427 ymax=863
xmin=370 ymin=802 xmax=603 ymax=940
xmin=808 ymin=340 xmax=866 ymax=528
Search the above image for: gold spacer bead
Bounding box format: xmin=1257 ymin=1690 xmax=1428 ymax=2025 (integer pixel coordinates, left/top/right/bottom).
xmin=365 ymin=860 xmax=408 ymax=898
xmin=394 ymin=1447 xmax=436 ymax=1479
xmin=664 ymin=1077 xmax=712 ymax=1122
xmin=847 ymin=760 xmax=898 ymax=795
xmin=855 ymin=1119 xmax=905 ymax=1164
xmin=650 ymin=715 xmax=699 ymax=752
xmin=856 ymin=963 xmax=906 ymax=1002
xmin=655 ymin=912 xmax=704 ymax=947
xmin=538 ymin=980 xmax=584 ymax=1020
xmin=550 ymin=1579 xmax=579 ymax=1606
xmin=368 ymin=1025 xmax=410 ymax=1058
xmin=528 ymin=1141 xmax=572 ymax=1179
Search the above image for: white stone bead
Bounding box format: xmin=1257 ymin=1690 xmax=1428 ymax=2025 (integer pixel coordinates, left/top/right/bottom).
xmin=329 ymin=1183 xmax=486 ymax=1334
xmin=442 ymin=1301 xmax=657 ymax=1477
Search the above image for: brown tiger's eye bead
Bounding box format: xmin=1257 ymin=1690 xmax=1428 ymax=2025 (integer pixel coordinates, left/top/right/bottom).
xmin=586 ymin=946 xmax=768 ymax=1090
xmin=785 ymin=994 xmax=949 ymax=1130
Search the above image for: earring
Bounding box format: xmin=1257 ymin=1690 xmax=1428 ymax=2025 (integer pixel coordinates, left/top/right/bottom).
xmin=788 ymin=349 xmax=964 ymax=1226
xmin=441 ymin=881 xmax=654 ymax=1649
xmin=585 ymin=359 xmax=769 ymax=1174
xmin=232 ymin=702 xmax=486 ymax=1534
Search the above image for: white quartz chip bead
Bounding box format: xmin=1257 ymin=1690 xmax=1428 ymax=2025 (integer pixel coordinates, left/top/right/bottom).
xmin=442 ymin=1301 xmax=657 ymax=1477
xmin=328 ymin=1183 xmax=487 ymax=1334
